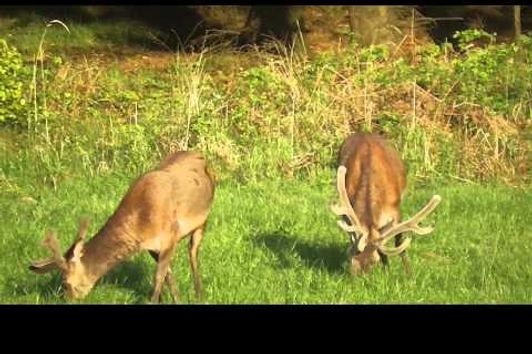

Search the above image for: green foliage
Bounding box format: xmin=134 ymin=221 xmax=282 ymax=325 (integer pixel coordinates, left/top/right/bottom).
xmin=0 ymin=40 xmax=28 ymax=125
xmin=407 ymin=30 xmax=527 ymax=117
xmin=452 ymin=40 xmax=529 ymax=114
xmin=359 ymin=44 xmax=390 ymax=63
xmin=236 ymin=67 xmax=289 ymax=115
xmin=453 ymin=29 xmax=496 ymax=51
xmin=1 ymin=25 xmax=530 ymax=185
xmin=416 ymin=44 xmax=454 ymax=94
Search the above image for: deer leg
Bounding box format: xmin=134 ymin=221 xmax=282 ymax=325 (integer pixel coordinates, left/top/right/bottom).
xmin=149 ymin=251 xmax=179 ymax=303
xmin=379 ymin=251 xmax=389 ymax=270
xmin=189 ymin=226 xmax=205 ymax=302
xmin=151 ymin=240 xmax=178 ymax=304
xmin=395 ymin=233 xmax=412 ymax=277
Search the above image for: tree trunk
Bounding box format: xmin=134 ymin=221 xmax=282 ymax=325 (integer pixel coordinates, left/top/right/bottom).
xmin=242 ymin=6 xmax=299 ymax=46
xmin=514 ymin=6 xmax=521 ymax=40
xmin=348 ymin=6 xmax=357 ymax=33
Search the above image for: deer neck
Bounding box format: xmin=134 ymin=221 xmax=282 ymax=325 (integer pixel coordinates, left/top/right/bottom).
xmin=79 ymin=223 xmax=140 ymax=284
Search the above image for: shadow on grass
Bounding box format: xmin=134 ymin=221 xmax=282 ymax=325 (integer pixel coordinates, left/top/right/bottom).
xmin=101 ymin=258 xmax=153 ymax=302
xmin=103 ymin=255 xmax=200 ymax=304
xmin=254 ymin=231 xmax=347 ymax=275
xmin=1 ymin=6 xmax=210 ymax=51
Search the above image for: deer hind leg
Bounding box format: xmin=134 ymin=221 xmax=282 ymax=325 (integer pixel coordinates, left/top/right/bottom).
xmin=189 ymin=225 xmax=205 ymax=302
xmin=149 ymin=251 xmax=179 ymax=303
xmin=395 ymin=233 xmax=412 ymax=277
xmin=151 ymin=238 xmax=179 ymax=304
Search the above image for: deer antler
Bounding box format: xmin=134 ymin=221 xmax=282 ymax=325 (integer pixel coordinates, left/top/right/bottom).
xmin=375 ymin=195 xmax=442 ymax=255
xmin=42 ymin=230 xmax=68 ymax=271
xmin=76 ymin=218 xmax=89 ymax=243
xmin=331 ymin=166 xmax=368 ymax=249
xmin=70 ymin=218 xmax=90 ymax=262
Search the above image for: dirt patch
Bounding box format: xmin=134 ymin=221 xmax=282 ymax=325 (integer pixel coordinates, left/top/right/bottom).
xmin=303 ymin=7 xmax=350 ymax=54
xmin=119 ymin=52 xmax=176 ymax=73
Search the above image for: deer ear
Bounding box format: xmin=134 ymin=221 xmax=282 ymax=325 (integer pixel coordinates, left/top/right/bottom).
xmin=29 ymin=259 xmax=59 ymax=274
xmin=70 ymin=240 xmax=85 ymax=263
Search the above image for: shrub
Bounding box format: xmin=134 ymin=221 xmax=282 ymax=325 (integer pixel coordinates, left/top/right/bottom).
xmin=0 ymin=40 xmax=28 ymax=125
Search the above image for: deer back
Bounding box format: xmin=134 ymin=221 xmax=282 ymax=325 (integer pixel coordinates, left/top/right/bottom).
xmin=338 ymin=133 xmax=406 ymax=230
xmin=104 ymin=151 xmax=215 ymax=243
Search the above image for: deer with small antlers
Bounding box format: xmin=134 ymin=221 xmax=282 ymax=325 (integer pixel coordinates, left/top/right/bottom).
xmin=29 ymin=151 xmax=215 ymax=303
xmin=331 ymin=133 xmax=441 ymax=275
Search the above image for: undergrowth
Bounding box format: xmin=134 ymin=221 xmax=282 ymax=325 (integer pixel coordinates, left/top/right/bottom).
xmin=0 ymin=21 xmax=530 ymax=189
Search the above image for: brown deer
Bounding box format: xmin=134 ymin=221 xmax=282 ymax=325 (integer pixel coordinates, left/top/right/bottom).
xmin=331 ymin=133 xmax=441 ymax=275
xmin=29 ymin=151 xmax=215 ymax=303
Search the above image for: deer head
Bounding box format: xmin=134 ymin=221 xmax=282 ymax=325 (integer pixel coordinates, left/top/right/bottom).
xmin=29 ymin=218 xmax=94 ymax=299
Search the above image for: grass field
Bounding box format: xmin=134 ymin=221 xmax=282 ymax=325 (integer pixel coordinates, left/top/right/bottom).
xmin=1 ymin=171 xmax=530 ymax=304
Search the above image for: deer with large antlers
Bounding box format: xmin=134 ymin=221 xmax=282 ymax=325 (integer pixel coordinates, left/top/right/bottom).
xmin=29 ymin=151 xmax=215 ymax=303
xmin=331 ymin=133 xmax=441 ymax=275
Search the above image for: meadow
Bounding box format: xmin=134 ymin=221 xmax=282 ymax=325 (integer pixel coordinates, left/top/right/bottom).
xmin=1 ymin=174 xmax=530 ymax=304
xmin=0 ymin=10 xmax=530 ymax=303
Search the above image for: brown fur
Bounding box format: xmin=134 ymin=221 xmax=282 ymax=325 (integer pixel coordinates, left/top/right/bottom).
xmin=338 ymin=133 xmax=410 ymax=274
xmin=30 ymin=151 xmax=215 ymax=303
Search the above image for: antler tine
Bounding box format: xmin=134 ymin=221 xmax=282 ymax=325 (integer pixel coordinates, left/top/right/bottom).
xmin=42 ymin=230 xmax=67 ymax=270
xmin=377 ymin=237 xmax=412 ymax=256
xmin=377 ymin=195 xmax=442 ymax=247
xmin=330 ymin=166 xmax=366 ymax=236
xmin=76 ymin=218 xmax=90 ymax=242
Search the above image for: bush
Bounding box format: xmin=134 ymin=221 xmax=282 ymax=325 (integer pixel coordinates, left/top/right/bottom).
xmin=0 ymin=40 xmax=28 ymax=125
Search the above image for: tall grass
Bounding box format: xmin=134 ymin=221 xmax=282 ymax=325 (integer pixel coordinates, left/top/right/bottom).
xmin=0 ymin=20 xmax=530 ymax=189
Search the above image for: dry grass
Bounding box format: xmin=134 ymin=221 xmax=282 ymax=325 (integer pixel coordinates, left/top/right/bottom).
xmin=1 ymin=13 xmax=529 ymax=185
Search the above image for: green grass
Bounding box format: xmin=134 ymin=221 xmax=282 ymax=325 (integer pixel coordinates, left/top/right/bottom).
xmin=1 ymin=172 xmax=530 ymax=304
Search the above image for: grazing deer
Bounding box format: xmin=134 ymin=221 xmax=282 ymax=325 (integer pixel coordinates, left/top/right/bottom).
xmin=29 ymin=151 xmax=215 ymax=303
xmin=331 ymin=133 xmax=441 ymax=275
